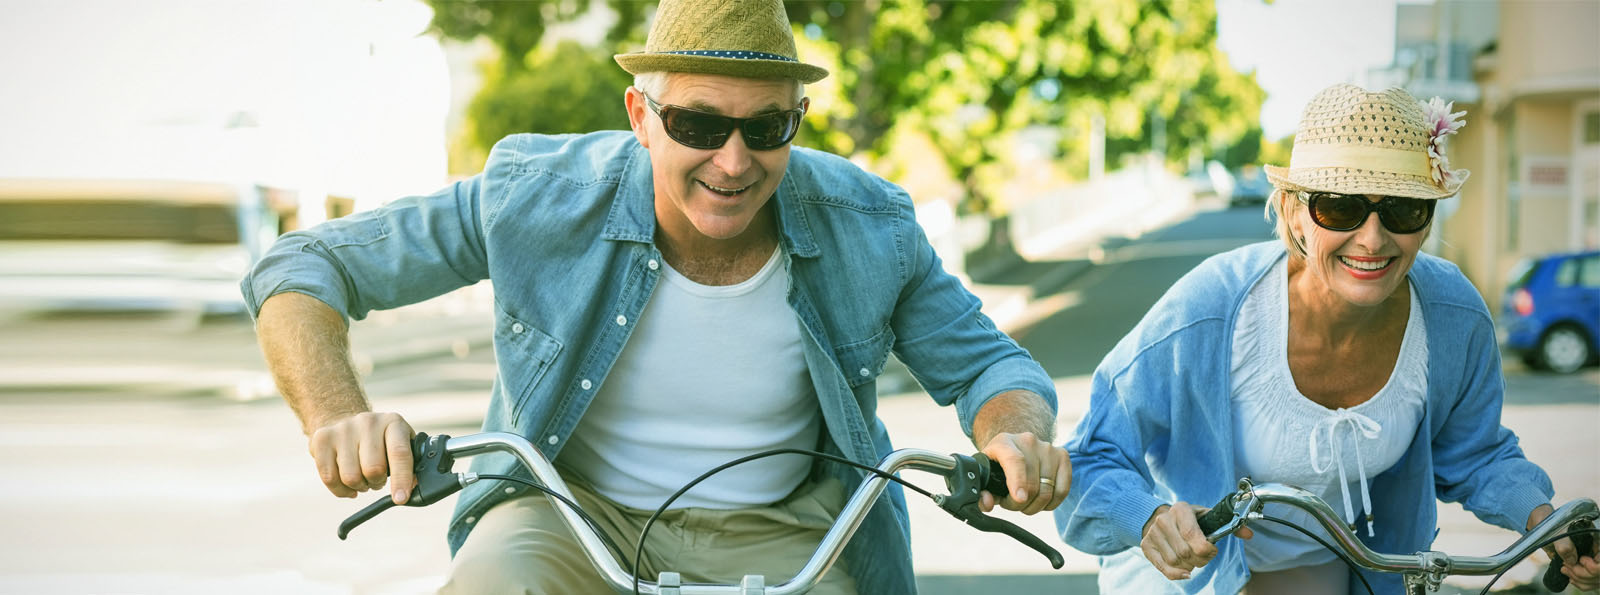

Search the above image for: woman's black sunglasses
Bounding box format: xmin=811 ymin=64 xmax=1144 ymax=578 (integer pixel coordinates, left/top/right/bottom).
xmin=642 ymin=93 xmax=804 ymax=151
xmin=1297 ymin=191 xmax=1436 ymax=234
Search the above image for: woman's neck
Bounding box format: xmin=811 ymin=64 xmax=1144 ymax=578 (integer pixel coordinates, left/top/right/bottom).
xmin=1284 ymin=256 xmax=1410 ymax=349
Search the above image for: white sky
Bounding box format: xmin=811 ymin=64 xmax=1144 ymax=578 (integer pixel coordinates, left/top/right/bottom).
xmin=1217 ymin=0 xmax=1403 ymax=139
xmin=0 ymin=0 xmax=448 ymax=206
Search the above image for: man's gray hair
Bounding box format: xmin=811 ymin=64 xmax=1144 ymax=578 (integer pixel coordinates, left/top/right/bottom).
xmin=633 ymin=72 xmax=804 ymax=105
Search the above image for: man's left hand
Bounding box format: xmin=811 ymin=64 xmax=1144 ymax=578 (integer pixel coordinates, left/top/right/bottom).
xmin=978 ymin=431 xmax=1070 ymax=515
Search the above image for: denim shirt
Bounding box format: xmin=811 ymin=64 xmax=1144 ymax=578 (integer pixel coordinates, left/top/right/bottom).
xmin=241 ymin=131 xmax=1056 ymax=593
xmin=1054 ymin=242 xmax=1553 ymax=594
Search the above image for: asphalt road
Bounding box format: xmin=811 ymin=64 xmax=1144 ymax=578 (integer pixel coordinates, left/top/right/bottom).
xmin=1 ymin=203 xmax=1594 ymax=594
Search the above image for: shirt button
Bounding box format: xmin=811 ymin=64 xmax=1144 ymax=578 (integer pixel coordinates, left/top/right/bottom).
xmin=511 ymin=322 xmax=524 ymax=334
xmin=465 ymin=516 xmax=477 ymax=524
xmin=859 ymin=368 xmax=871 ymax=377
xmin=647 ymin=259 xmax=660 ymax=271
xmin=547 ymin=435 xmax=559 ymax=445
xmin=580 ymin=379 xmax=593 ymax=390
xmin=616 ymin=315 xmax=627 ymax=326
xmin=504 ymin=487 xmax=517 ymax=495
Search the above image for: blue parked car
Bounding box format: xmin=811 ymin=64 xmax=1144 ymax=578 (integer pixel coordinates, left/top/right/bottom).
xmin=1500 ymin=250 xmax=1600 ymax=374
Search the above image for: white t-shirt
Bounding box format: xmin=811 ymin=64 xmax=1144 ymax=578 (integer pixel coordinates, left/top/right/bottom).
xmin=1230 ymin=259 xmax=1427 ymax=572
xmin=560 ymin=247 xmax=823 ymax=510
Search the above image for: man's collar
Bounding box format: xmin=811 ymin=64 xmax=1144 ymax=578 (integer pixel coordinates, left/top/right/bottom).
xmin=603 ymin=140 xmax=820 ymax=258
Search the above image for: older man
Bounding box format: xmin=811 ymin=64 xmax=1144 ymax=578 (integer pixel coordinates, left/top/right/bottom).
xmin=243 ymin=0 xmax=1066 ymax=592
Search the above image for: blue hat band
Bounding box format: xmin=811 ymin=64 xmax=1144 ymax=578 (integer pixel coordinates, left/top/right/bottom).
xmin=661 ymin=49 xmax=796 ymax=62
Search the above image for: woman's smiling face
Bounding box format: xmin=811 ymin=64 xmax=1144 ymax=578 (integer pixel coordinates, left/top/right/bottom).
xmin=1287 ymin=193 xmax=1429 ymax=308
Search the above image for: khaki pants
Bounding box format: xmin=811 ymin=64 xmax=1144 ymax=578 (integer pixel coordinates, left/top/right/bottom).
xmin=440 ymin=474 xmax=857 ymax=594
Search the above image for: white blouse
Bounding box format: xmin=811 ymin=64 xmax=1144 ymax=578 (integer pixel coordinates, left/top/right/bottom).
xmin=1230 ymin=259 xmax=1427 ymax=572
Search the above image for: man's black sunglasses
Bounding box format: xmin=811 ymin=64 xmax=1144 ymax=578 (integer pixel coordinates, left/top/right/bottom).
xmin=642 ymin=93 xmax=804 ymax=151
xmin=1297 ymin=191 xmax=1436 ymax=234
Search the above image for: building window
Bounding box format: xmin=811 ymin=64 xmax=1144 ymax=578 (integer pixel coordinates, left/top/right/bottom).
xmin=1586 ymin=111 xmax=1600 ymax=145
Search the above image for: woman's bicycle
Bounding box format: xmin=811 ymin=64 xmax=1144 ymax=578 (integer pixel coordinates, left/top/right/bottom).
xmin=334 ymin=431 xmax=1065 ymax=594
xmin=1195 ymin=477 xmax=1599 ymax=595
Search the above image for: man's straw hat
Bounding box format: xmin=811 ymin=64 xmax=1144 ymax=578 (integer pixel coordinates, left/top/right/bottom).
xmin=614 ymin=0 xmax=828 ymax=84
xmin=1266 ymin=84 xmax=1470 ymax=200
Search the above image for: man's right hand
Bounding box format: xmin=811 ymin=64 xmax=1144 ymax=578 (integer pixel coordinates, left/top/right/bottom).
xmin=1141 ymin=502 xmax=1253 ymax=580
xmin=307 ymin=411 xmax=416 ymax=504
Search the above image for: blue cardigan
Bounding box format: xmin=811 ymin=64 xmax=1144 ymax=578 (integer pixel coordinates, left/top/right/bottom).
xmin=1054 ymin=242 xmax=1554 ymax=594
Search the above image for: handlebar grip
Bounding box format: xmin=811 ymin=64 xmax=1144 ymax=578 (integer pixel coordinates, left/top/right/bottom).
xmin=338 ymin=495 xmax=397 ymax=540
xmin=1196 ymin=494 xmax=1238 ymax=536
xmin=1542 ymin=529 xmax=1596 ymax=593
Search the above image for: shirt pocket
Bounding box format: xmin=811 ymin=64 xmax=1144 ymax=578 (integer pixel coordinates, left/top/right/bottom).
xmin=833 ymin=325 xmax=895 ymax=388
xmin=494 ymin=306 xmax=563 ymax=421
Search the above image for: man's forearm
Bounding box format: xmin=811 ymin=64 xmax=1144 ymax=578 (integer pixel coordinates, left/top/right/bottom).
xmin=255 ymin=292 xmax=371 ymax=434
xmin=971 ymin=389 xmax=1056 ymax=448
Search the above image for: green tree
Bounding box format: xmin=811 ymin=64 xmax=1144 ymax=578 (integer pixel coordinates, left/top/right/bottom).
xmin=787 ymin=0 xmax=1264 ymax=214
xmin=1259 ymin=132 xmax=1296 ymax=168
xmin=428 ymin=0 xmax=647 ymax=71
xmin=465 ymin=40 xmax=635 ymax=149
xmin=427 ymin=0 xmax=1265 ymax=216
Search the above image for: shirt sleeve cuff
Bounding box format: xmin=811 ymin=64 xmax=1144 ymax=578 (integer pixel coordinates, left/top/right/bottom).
xmin=1507 ymin=486 xmax=1554 ymax=535
xmin=956 ymin=356 xmax=1058 ymax=437
xmin=1110 ymin=489 xmax=1169 ymax=546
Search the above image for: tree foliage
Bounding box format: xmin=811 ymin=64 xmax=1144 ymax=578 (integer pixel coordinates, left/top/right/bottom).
xmin=465 ymin=40 xmax=635 ymax=152
xmin=425 ymin=0 xmax=1265 ymax=215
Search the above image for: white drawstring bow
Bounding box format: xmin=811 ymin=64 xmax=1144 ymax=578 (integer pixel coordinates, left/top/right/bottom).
xmin=1309 ymin=408 xmax=1383 ymax=537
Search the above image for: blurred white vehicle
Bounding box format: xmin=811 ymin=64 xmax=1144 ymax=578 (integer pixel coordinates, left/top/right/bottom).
xmin=0 ymin=178 xmax=282 ymax=316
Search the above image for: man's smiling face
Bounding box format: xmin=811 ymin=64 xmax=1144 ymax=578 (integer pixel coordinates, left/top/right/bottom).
xmin=626 ymin=73 xmax=804 ymax=246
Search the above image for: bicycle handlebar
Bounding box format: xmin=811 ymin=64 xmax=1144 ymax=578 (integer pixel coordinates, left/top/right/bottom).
xmin=1196 ymin=478 xmax=1599 ymax=592
xmin=337 ymin=431 xmax=1063 ymax=594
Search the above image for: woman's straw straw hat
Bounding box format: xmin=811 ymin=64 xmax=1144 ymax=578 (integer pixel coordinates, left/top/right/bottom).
xmin=1266 ymin=84 xmax=1470 ymax=200
xmin=615 ymin=0 xmax=828 ymax=84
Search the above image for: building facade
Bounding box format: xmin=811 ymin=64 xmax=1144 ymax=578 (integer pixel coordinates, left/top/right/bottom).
xmin=1377 ymin=0 xmax=1600 ymax=312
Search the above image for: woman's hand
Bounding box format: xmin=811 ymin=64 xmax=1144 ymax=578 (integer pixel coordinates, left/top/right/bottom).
xmin=1529 ymin=504 xmax=1600 ymax=592
xmin=1141 ymin=502 xmax=1253 ymax=581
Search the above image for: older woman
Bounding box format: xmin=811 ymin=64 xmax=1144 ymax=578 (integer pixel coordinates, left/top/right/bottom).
xmin=1054 ymin=84 xmax=1599 ymax=594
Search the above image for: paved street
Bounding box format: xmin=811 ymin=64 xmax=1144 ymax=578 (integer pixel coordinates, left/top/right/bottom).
xmin=2 ymin=203 xmax=1595 ymax=594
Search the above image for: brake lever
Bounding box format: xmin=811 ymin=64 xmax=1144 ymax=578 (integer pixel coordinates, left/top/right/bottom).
xmin=936 ymin=453 xmax=1065 ymax=569
xmin=337 ymin=432 xmax=467 ymax=540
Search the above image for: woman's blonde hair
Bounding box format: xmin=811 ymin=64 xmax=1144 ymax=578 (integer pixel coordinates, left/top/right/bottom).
xmin=1266 ymin=188 xmax=1304 ymax=259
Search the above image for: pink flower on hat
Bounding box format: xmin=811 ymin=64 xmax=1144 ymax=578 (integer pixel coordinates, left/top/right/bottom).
xmin=1421 ymin=97 xmax=1468 ymax=189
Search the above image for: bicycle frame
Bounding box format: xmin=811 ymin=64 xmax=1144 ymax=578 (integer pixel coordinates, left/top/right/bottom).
xmin=1200 ymin=478 xmax=1600 ymax=594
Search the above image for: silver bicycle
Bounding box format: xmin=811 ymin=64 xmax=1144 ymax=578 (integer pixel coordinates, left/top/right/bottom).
xmin=1196 ymin=477 xmax=1599 ymax=595
xmin=336 ymin=431 xmax=1065 ymax=594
